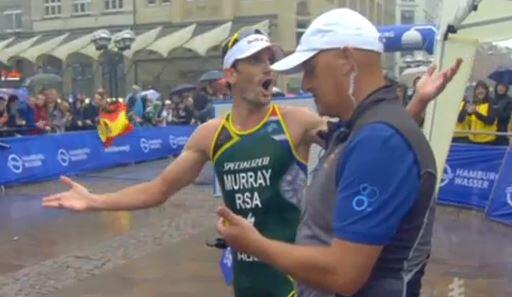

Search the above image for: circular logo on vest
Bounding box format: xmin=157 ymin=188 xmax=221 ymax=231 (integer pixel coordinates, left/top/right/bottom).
xmin=352 ymin=184 xmax=379 ymax=211
xmin=57 ymin=149 xmax=70 ymax=166
xmin=140 ymin=138 xmax=150 ymax=153
xmin=7 ymin=154 xmax=23 ymax=174
xmin=440 ymin=164 xmax=453 ymax=187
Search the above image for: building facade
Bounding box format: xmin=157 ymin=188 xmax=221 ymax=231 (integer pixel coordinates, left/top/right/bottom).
xmin=133 ymin=0 xmax=394 ymax=93
xmin=0 ymin=0 xmax=398 ymax=97
xmin=0 ymin=0 xmax=30 ymax=34
xmin=135 ymin=0 xmax=392 ymax=52
xmin=30 ymin=0 xmax=134 ymax=33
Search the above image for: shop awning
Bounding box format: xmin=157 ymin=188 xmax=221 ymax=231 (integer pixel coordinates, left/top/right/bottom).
xmin=49 ymin=33 xmax=93 ymax=62
xmin=0 ymin=37 xmax=15 ymax=52
xmin=239 ymin=19 xmax=270 ymax=35
xmin=146 ymin=24 xmax=196 ymax=57
xmin=183 ymin=22 xmax=232 ymax=56
xmin=125 ymin=26 xmax=163 ymax=58
xmin=17 ymin=33 xmax=69 ymax=63
xmin=0 ymin=35 xmax=41 ymax=65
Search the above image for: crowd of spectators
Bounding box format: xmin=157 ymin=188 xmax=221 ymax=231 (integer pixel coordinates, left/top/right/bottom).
xmin=0 ymin=78 xmax=230 ymax=137
xmin=388 ymin=75 xmax=512 ymax=146
xmin=453 ymin=80 xmax=512 ymax=145
xmin=125 ymin=79 xmax=226 ymax=128
xmin=3 ymin=73 xmax=511 ymax=146
xmin=0 ymin=87 xmax=100 ymax=137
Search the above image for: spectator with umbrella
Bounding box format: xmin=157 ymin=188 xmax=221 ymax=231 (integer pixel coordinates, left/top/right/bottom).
xmin=169 ymin=84 xmax=195 ymax=125
xmin=170 ymin=84 xmax=196 ymax=97
xmin=172 ymin=94 xmax=194 ymax=125
xmin=492 ymin=82 xmax=512 ymax=145
xmin=194 ymin=70 xmax=223 ymax=124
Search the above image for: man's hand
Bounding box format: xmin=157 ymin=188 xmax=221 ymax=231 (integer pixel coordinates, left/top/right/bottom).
xmin=42 ymin=176 xmax=99 ymax=211
xmin=216 ymin=206 xmax=264 ymax=255
xmin=414 ymin=58 xmax=463 ymax=104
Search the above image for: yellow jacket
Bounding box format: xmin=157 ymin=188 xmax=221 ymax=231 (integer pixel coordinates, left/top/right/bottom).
xmin=461 ymin=101 xmax=498 ymax=143
xmin=454 ymin=102 xmax=469 ymax=139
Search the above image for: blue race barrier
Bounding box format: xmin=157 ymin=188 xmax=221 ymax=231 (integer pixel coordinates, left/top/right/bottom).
xmin=486 ymin=146 xmax=512 ymax=225
xmin=438 ymin=143 xmax=508 ymax=209
xmin=0 ymin=126 xmax=196 ymax=186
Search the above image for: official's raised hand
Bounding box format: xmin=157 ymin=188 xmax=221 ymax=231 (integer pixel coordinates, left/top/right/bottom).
xmin=414 ymin=58 xmax=463 ymax=103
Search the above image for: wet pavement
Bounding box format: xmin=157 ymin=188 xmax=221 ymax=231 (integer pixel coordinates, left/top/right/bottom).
xmin=0 ymin=159 xmax=511 ymax=297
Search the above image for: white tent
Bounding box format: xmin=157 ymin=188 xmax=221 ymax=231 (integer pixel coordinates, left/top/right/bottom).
xmin=423 ymin=0 xmax=512 ymax=184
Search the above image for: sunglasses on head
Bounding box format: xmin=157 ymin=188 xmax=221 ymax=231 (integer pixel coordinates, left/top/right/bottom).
xmin=221 ymin=28 xmax=267 ymax=60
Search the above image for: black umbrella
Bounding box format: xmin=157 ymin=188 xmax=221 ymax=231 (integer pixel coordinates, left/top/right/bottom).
xmin=198 ymin=70 xmax=224 ymax=83
xmin=170 ymin=84 xmax=196 ymax=96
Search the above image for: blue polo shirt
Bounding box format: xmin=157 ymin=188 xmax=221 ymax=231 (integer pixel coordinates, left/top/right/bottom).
xmin=333 ymin=123 xmax=420 ymax=245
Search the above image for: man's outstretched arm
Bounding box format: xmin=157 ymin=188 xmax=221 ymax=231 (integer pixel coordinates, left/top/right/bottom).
xmin=42 ymin=121 xmax=216 ymax=211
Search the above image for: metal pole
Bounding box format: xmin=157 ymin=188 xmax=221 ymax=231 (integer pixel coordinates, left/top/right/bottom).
xmin=113 ymin=53 xmax=118 ymax=100
xmin=109 ymin=51 xmax=115 ymax=99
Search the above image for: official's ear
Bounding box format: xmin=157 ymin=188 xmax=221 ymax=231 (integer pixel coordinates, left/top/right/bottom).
xmin=337 ymin=47 xmax=356 ymax=76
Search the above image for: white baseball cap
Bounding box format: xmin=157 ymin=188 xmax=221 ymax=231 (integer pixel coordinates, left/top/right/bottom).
xmin=222 ymin=33 xmax=283 ymax=69
xmin=271 ymin=8 xmax=383 ymax=74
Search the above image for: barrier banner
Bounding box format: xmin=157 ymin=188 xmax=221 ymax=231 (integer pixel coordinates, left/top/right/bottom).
xmin=486 ymin=146 xmax=512 ymax=225
xmin=438 ymin=144 xmax=507 ymax=209
xmin=0 ymin=126 xmax=196 ymax=186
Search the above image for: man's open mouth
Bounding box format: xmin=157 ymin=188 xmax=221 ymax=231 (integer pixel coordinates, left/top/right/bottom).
xmin=261 ymin=78 xmax=274 ymax=92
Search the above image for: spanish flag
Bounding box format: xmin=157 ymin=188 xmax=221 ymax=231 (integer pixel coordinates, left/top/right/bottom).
xmin=97 ymin=101 xmax=134 ymax=147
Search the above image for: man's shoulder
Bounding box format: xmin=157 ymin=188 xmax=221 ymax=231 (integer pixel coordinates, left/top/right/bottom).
xmin=188 ymin=118 xmax=224 ymax=154
xmin=352 ymin=123 xmax=403 ymax=142
xmin=278 ymin=104 xmax=314 ymax=116
xmin=344 ymin=123 xmax=414 ymax=160
xmin=278 ymin=105 xmax=323 ymax=128
xmin=202 ymin=117 xmax=223 ymax=128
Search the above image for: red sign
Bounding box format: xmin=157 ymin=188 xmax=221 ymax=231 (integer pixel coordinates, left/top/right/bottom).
xmin=1 ymin=70 xmax=22 ymax=81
